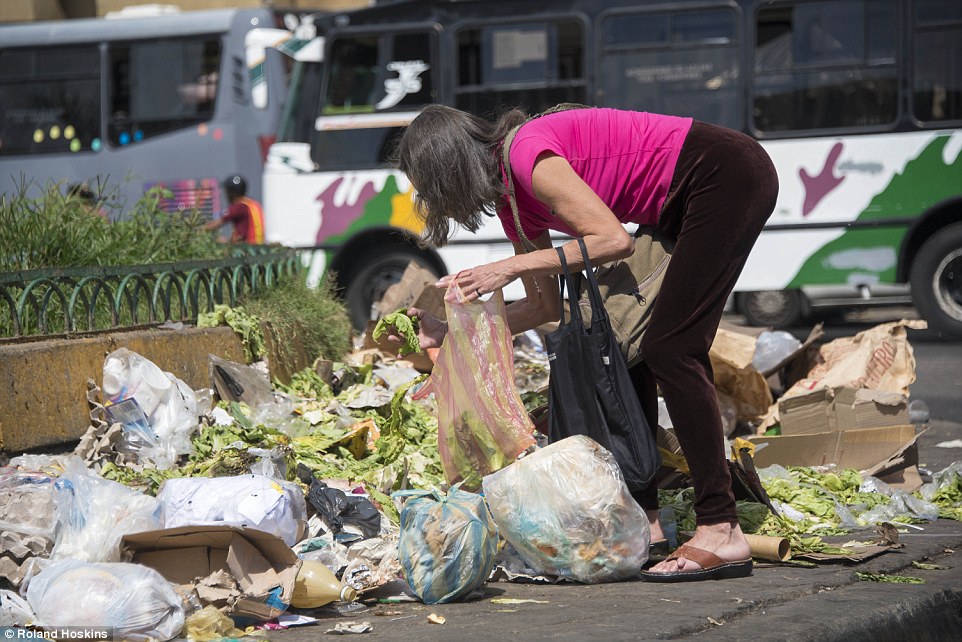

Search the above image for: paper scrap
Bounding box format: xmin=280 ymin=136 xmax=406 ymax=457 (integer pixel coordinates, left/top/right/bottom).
xmin=277 ymin=614 xmax=319 ymax=628
xmin=489 ymin=598 xmax=549 ymax=605
xmin=935 ymin=440 xmax=962 ymax=448
xmin=325 ymin=621 xmax=373 ymax=635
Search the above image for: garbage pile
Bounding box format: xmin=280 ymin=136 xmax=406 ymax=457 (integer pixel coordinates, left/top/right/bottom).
xmin=1 ymin=305 xmax=961 ymax=639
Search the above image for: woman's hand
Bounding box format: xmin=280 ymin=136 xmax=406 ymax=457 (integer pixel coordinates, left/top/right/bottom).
xmin=405 ymin=307 xmax=447 ymax=350
xmin=436 ymin=259 xmax=517 ymax=301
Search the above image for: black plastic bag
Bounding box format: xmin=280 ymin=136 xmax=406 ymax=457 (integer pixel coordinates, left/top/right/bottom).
xmin=545 ymin=239 xmax=661 ymax=492
xmin=297 ymin=464 xmax=381 ymax=539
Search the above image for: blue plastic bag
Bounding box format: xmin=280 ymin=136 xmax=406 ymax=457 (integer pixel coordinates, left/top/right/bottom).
xmin=393 ymin=485 xmax=498 ymax=604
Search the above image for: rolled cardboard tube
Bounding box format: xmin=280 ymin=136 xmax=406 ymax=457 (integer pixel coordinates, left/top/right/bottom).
xmin=745 ymin=534 xmax=791 ymax=562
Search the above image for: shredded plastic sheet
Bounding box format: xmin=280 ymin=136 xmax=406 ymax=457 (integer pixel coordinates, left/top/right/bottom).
xmin=918 ymin=461 xmax=962 ymax=521
xmin=24 ymin=559 xmax=184 ymax=641
xmin=413 ymin=285 xmax=535 ymax=490
xmin=394 ymin=485 xmax=498 ymax=604
xmin=483 ymin=435 xmax=650 ymax=584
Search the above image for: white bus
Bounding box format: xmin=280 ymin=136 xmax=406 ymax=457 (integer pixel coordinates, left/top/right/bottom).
xmin=263 ymin=0 xmax=962 ymax=337
xmin=0 ymin=6 xmax=314 ymax=218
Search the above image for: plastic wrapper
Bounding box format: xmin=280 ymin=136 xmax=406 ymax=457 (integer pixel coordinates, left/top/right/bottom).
xmin=102 ymin=348 xmax=199 ymax=469
xmin=51 ymin=458 xmax=163 ymax=563
xmin=482 ymin=435 xmax=650 ymax=583
xmin=393 ymin=486 xmax=498 ymax=604
xmin=298 ymin=465 xmax=380 ymax=539
xmin=343 ymin=536 xmax=402 ymax=592
xmin=411 ymin=285 xmax=535 ymax=490
xmin=208 ymin=355 xmax=294 ymax=424
xmin=1 ymin=589 xmax=36 ymax=627
xmin=183 ymin=605 xmax=247 ymax=642
xmin=157 ymin=474 xmax=307 ymax=546
xmin=752 ymin=330 xmax=803 ymax=373
xmin=24 ymin=559 xmax=184 ymax=642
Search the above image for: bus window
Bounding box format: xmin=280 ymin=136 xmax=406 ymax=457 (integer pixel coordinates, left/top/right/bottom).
xmin=753 ymin=0 xmax=898 ymax=133
xmin=455 ymin=20 xmax=585 ymax=116
xmin=0 ymin=46 xmax=101 ymax=156
xmin=108 ymin=37 xmax=221 ymax=147
xmin=312 ymin=31 xmax=434 ymax=169
xmin=913 ymin=0 xmax=962 ymax=123
xmin=323 ymin=31 xmax=432 ymax=115
xmin=599 ymin=8 xmax=740 ymax=129
xmin=279 ymin=61 xmax=324 ymax=144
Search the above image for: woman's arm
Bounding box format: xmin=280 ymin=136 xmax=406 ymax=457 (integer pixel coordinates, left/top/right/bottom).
xmin=531 ymin=151 xmax=634 ymax=268
xmin=434 ymin=151 xmax=632 ymax=334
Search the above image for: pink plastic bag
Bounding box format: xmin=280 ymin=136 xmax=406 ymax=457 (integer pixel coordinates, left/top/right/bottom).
xmin=413 ymin=281 xmax=535 ymax=490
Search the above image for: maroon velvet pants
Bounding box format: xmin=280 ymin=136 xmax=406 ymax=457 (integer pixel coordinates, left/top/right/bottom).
xmin=629 ymin=121 xmax=778 ymax=526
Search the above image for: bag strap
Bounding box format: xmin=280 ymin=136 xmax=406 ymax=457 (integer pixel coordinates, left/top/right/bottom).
xmin=554 ymin=246 xmax=584 ymax=329
xmin=576 ymin=238 xmax=609 ymax=327
xmin=502 ymin=103 xmax=590 ymax=253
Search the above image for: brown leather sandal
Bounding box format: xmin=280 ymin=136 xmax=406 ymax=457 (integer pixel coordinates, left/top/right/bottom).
xmin=639 ymin=543 xmax=752 ymax=583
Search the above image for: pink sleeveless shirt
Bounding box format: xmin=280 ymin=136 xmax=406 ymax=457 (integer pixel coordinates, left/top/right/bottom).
xmin=497 ymin=108 xmax=692 ymax=241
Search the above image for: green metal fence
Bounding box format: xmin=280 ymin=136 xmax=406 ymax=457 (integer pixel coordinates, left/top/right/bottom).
xmin=0 ymin=247 xmax=301 ymax=339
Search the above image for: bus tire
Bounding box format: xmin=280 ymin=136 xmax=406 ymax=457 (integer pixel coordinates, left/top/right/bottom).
xmin=736 ymin=289 xmax=805 ymax=328
xmin=910 ymin=223 xmax=962 ymax=339
xmin=343 ymin=249 xmax=440 ymax=331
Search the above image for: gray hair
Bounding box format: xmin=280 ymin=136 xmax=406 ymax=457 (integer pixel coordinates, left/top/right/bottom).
xmin=396 ymin=105 xmax=527 ymax=247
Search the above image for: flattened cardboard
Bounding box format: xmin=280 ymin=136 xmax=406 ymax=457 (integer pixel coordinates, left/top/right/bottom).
xmin=376 ymin=261 xmax=446 ymax=321
xmin=748 ymin=424 xmax=917 ymax=472
xmin=123 ymin=525 xmax=299 ymax=621
xmin=779 ymin=386 xmax=908 ymax=435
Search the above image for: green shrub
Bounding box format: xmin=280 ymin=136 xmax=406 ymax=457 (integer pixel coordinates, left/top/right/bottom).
xmin=0 ymin=180 xmax=225 ymax=271
xmin=241 ymin=273 xmax=352 ymax=372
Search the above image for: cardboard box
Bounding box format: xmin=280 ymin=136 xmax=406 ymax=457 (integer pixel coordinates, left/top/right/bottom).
xmin=748 ymin=424 xmax=918 ymax=472
xmin=123 ymin=525 xmax=300 ymax=621
xmin=0 ymin=0 xmax=64 ymax=22
xmin=778 ymin=386 xmax=908 ymax=435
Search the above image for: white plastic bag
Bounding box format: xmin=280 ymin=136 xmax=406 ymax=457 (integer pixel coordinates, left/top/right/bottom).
xmin=482 ymin=435 xmax=650 ymax=583
xmin=1 ymin=589 xmax=36 ymax=627
xmin=25 ymin=559 xmax=184 ymax=642
xmin=102 ymin=348 xmax=199 ymax=469
xmin=157 ymin=474 xmax=307 ymax=546
xmin=52 ymin=458 xmax=163 ymax=563
xmin=752 ymin=330 xmax=803 ymax=374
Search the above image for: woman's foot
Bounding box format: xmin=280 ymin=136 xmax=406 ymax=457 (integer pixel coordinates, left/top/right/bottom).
xmin=645 ymin=509 xmax=666 ymax=543
xmin=645 ymin=521 xmax=749 ymax=574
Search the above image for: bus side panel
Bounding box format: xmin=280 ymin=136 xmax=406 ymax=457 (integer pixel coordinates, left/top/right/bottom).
xmin=738 ymin=131 xmax=962 ymax=291
xmin=262 ymin=163 xmax=531 ymax=298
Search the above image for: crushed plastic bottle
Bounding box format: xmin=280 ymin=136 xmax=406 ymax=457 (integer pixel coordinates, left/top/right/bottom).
xmin=291 ymin=559 xmax=358 ymax=608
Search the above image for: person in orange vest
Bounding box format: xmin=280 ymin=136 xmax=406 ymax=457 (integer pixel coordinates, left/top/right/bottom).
xmin=204 ymin=175 xmax=265 ymax=243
